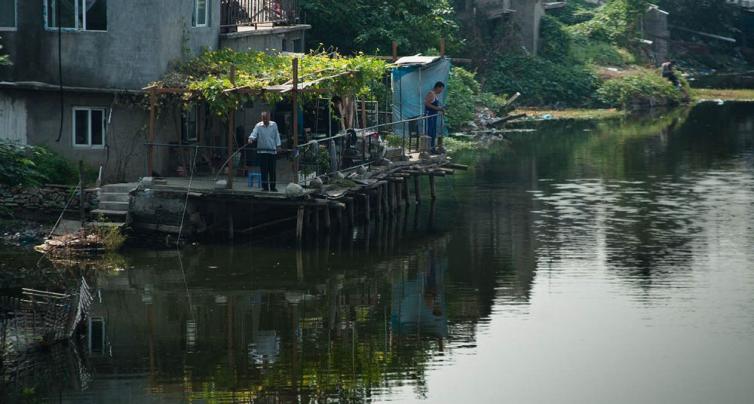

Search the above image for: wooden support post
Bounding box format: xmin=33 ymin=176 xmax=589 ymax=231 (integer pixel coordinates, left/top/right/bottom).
xmin=402 ymin=180 xmax=409 ymax=207
xmin=440 ymin=38 xmax=446 ymax=58
xmin=147 ymin=91 xmax=157 ymax=176
xmin=296 ymin=206 xmax=304 ymax=242
xmin=315 ymin=206 xmax=320 ymax=234
xmin=387 ymin=181 xmax=395 ymax=214
xmin=429 ymin=174 xmax=437 ymax=200
xmin=227 ymin=207 xmax=235 ymax=240
xmin=227 ymin=67 xmax=237 ymax=189
xmin=382 ymin=183 xmax=389 ymax=215
xmin=391 ymin=181 xmax=398 ymax=210
xmin=414 ymin=174 xmax=421 ymax=204
xmin=335 ymin=206 xmax=343 ymax=231
xmin=78 ymin=160 xmax=86 ymax=225
xmin=227 ymin=111 xmax=235 ymax=189
xmin=376 ymin=188 xmax=383 ymax=220
xmin=392 ymin=41 xmax=398 ymax=62
xmin=323 ymin=206 xmax=331 ymax=230
xmin=346 ymin=197 xmax=355 ymax=225
xmin=292 ymin=58 xmax=300 ymax=184
xmin=363 ymin=194 xmax=371 ymax=223
xmin=361 ymin=99 xmax=367 ymax=129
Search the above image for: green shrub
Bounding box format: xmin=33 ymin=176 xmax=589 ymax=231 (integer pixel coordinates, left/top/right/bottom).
xmin=569 ymin=0 xmax=649 ymax=45
xmin=0 ymin=142 xmax=82 ymax=187
xmin=446 ymin=67 xmax=514 ymax=130
xmin=549 ymin=0 xmax=600 ymax=25
xmin=446 ymin=67 xmax=480 ymax=130
xmin=596 ymin=69 xmax=688 ymax=109
xmin=484 ymin=54 xmax=598 ymax=107
xmin=571 ymin=37 xmax=635 ymax=66
xmin=539 ymin=16 xmax=573 ymax=63
xmin=0 ymin=142 xmax=49 ymax=187
xmin=34 ymin=147 xmax=79 ymax=185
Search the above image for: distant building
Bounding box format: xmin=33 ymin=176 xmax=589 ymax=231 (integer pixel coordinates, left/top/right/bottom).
xmin=641 ymin=4 xmax=670 ymax=64
xmin=0 ymin=0 xmax=309 ymax=182
xmin=457 ymin=0 xmax=568 ymax=56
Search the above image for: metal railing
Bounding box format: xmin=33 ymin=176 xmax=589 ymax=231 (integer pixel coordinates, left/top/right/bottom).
xmin=221 ymin=0 xmax=300 ymax=29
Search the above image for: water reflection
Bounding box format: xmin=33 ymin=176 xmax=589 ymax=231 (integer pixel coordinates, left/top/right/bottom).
xmin=2 ymin=103 xmax=754 ymax=403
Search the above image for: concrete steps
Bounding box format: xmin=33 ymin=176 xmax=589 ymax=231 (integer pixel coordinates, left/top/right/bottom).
xmin=91 ymin=183 xmax=136 ymax=226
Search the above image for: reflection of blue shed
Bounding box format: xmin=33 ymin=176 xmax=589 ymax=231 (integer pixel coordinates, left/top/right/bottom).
xmin=391 ymin=56 xmax=452 ymax=137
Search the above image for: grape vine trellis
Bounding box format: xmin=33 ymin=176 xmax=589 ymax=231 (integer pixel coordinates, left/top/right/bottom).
xmin=149 ymin=49 xmax=389 ymax=117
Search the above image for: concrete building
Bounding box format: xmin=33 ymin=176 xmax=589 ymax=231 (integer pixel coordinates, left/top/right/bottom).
xmin=641 ymin=4 xmax=670 ymax=64
xmin=457 ymin=0 xmax=566 ymax=56
xmin=0 ymin=0 xmax=309 ymax=182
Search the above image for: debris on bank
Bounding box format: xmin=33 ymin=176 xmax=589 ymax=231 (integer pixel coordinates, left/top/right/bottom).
xmin=34 ymin=225 xmax=125 ymax=257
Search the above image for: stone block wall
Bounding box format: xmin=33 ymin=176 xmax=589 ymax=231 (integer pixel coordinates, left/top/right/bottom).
xmin=0 ymin=184 xmax=98 ymax=215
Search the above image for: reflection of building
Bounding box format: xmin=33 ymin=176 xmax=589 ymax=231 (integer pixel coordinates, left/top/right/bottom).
xmin=391 ymin=248 xmax=448 ymax=338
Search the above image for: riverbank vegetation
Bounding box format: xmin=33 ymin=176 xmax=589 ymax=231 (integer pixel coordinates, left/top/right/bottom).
xmin=0 ymin=142 xmax=83 ymax=188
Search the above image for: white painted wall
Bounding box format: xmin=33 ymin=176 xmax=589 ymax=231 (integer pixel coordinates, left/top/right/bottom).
xmin=0 ymin=94 xmax=27 ymax=144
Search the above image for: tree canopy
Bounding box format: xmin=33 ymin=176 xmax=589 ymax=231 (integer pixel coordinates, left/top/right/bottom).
xmin=301 ymin=0 xmax=459 ymax=55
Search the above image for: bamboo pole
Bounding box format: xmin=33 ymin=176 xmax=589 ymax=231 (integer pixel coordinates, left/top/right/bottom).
xmin=147 ymin=91 xmax=157 ymax=176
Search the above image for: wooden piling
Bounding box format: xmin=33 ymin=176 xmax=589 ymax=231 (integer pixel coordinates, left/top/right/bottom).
xmin=414 ymin=174 xmax=421 ymax=204
xmin=387 ymin=181 xmax=394 ymax=214
xmin=363 ymin=194 xmax=371 ymax=223
xmin=376 ymin=188 xmax=383 ymax=219
xmin=429 ymin=174 xmax=437 ymax=200
xmin=324 ymin=206 xmax=331 ymax=230
xmin=382 ymin=183 xmax=389 ymax=215
xmin=346 ymin=197 xmax=355 ymax=225
xmin=403 ymin=179 xmax=410 ymax=206
xmin=335 ymin=206 xmax=343 ymax=231
xmin=296 ymin=206 xmax=304 ymax=242
xmin=227 ymin=208 xmax=234 ymax=240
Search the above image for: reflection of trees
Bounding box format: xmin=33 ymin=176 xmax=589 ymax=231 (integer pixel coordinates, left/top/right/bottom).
xmin=525 ymin=103 xmax=754 ymax=290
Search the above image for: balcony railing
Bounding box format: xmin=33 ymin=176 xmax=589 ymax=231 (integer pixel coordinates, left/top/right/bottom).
xmin=221 ymin=0 xmax=301 ymax=30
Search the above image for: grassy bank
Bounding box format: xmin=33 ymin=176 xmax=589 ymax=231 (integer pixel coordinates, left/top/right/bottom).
xmin=691 ymin=89 xmax=754 ymax=102
xmin=513 ymin=107 xmax=625 ymax=121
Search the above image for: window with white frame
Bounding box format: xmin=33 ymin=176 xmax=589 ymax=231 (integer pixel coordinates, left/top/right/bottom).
xmin=0 ymin=0 xmax=16 ymax=29
xmin=73 ymin=107 xmax=106 ymax=148
xmin=192 ymin=0 xmax=209 ymax=27
xmin=46 ymin=0 xmax=107 ymax=31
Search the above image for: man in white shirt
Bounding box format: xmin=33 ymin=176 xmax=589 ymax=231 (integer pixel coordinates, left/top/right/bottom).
xmin=248 ymin=112 xmax=282 ymax=191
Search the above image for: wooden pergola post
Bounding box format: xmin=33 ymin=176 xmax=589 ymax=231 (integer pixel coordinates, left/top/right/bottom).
xmin=292 ymin=58 xmax=300 ymax=184
xmin=147 ymin=90 xmax=157 ymax=177
xmin=227 ymin=67 xmax=237 ymax=189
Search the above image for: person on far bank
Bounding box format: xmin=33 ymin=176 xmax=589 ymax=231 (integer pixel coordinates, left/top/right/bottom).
xmin=661 ymin=60 xmax=682 ymax=89
xmin=248 ymin=112 xmax=282 ymax=192
xmin=424 ymin=81 xmax=446 ymax=154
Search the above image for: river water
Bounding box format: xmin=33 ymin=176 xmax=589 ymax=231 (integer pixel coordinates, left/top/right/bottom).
xmin=2 ymin=102 xmax=754 ymax=403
